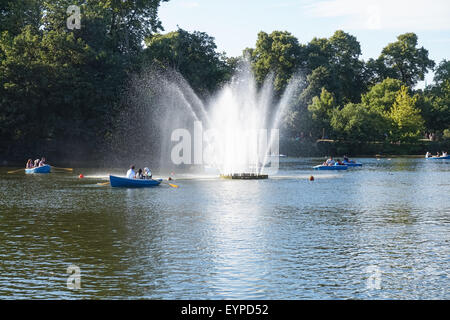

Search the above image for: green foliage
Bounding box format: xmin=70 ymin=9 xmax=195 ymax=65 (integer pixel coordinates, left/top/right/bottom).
xmin=143 ymin=28 xmax=233 ymax=96
xmin=388 ymin=86 xmax=425 ymax=142
xmin=307 ymin=88 xmax=336 ymax=139
xmin=420 ymin=80 xmax=450 ymax=133
xmin=0 ymin=1 xmax=447 ymax=159
xmin=361 ymin=78 xmax=404 ymax=113
xmin=330 ymin=103 xmax=388 ymax=142
xmin=248 ymin=31 xmax=303 ymax=93
xmin=434 ymin=59 xmax=450 ymax=85
xmin=443 ymin=129 xmax=450 ymax=140
xmin=378 ymin=33 xmax=435 ymax=87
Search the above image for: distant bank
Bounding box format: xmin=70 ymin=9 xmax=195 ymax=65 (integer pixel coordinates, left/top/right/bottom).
xmin=280 ymin=139 xmax=450 ymax=158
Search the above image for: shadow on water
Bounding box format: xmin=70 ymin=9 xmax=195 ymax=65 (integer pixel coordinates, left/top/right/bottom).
xmin=0 ymin=158 xmax=449 ymax=299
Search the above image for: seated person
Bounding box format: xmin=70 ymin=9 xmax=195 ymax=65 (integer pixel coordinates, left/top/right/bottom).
xmin=39 ymin=157 xmax=46 ymax=167
xmin=325 ymin=157 xmax=334 ymax=166
xmin=26 ymin=159 xmax=33 ymax=169
xmin=136 ymin=168 xmax=143 ymax=179
xmin=126 ymin=165 xmax=136 ymax=179
xmin=143 ymin=167 xmax=152 ymax=179
xmin=34 ymin=159 xmax=40 ymax=167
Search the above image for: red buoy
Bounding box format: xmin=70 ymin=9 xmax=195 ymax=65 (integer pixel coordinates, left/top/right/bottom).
xmin=79 ymin=174 xmax=84 ymax=179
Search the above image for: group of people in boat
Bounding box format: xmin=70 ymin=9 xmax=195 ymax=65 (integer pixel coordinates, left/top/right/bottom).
xmin=25 ymin=157 xmax=46 ymax=169
xmin=426 ymin=151 xmax=448 ymax=158
xmin=322 ymin=156 xmax=351 ymax=166
xmin=126 ymin=165 xmax=152 ymax=180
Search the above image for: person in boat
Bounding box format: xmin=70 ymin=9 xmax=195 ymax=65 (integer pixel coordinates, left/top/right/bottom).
xmin=425 ymin=152 xmax=431 ymax=158
xmin=443 ymin=151 xmax=448 ymax=157
xmin=343 ymin=155 xmax=349 ymax=162
xmin=39 ymin=157 xmax=46 ymax=167
xmin=325 ymin=157 xmax=334 ymax=166
xmin=336 ymin=159 xmax=344 ymax=165
xmin=136 ymin=168 xmax=143 ymax=179
xmin=126 ymin=165 xmax=136 ymax=179
xmin=34 ymin=159 xmax=40 ymax=167
xmin=436 ymin=152 xmax=440 ymax=157
xmin=143 ymin=167 xmax=152 ymax=179
xmin=26 ymin=159 xmax=33 ymax=169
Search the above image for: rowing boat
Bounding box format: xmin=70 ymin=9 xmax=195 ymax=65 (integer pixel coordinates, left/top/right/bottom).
xmin=313 ymin=164 xmax=348 ymax=170
xmin=343 ymin=161 xmax=362 ymax=167
xmin=426 ymin=155 xmax=450 ymax=160
xmin=25 ymin=165 xmax=51 ymax=174
xmin=109 ymin=175 xmax=162 ymax=188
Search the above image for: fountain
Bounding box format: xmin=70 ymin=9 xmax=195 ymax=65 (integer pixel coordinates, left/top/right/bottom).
xmin=119 ymin=61 xmax=301 ymax=178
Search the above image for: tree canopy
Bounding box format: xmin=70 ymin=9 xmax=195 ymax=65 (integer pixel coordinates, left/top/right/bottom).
xmin=0 ymin=1 xmax=448 ymax=162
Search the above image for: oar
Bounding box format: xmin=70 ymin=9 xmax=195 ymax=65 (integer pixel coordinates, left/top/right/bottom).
xmin=161 ymin=181 xmax=179 ymax=188
xmin=7 ymin=168 xmax=24 ymax=174
xmin=51 ymin=166 xmax=73 ymax=172
xmin=97 ymin=182 xmax=110 ymax=186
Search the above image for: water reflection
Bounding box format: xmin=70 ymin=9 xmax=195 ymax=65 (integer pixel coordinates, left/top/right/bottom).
xmin=0 ymin=158 xmax=448 ymax=299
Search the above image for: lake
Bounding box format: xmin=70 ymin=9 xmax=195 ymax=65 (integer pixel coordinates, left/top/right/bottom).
xmin=0 ymin=158 xmax=448 ymax=299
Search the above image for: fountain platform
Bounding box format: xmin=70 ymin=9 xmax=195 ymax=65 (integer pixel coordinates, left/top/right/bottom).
xmin=220 ymin=173 xmax=268 ymax=180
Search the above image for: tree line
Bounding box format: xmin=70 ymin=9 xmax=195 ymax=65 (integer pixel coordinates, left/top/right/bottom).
xmin=0 ymin=1 xmax=449 ymax=162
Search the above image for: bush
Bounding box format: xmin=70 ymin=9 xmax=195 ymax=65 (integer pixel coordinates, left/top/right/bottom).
xmin=443 ymin=129 xmax=450 ymax=140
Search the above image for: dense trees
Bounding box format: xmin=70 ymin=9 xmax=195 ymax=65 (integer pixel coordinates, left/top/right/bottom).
xmin=0 ymin=0 xmax=448 ymax=161
xmin=143 ymin=28 xmax=232 ymax=96
xmin=246 ymin=31 xmax=303 ymax=93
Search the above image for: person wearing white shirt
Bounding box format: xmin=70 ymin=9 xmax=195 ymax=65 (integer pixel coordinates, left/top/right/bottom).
xmin=143 ymin=167 xmax=152 ymax=179
xmin=126 ymin=165 xmax=136 ymax=179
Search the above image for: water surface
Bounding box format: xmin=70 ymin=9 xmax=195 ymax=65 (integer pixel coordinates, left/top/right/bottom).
xmin=0 ymin=158 xmax=448 ymax=299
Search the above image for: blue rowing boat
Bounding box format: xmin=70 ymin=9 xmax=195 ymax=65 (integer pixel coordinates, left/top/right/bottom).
xmin=25 ymin=165 xmax=51 ymax=174
xmin=426 ymin=155 xmax=450 ymax=160
xmin=343 ymin=161 xmax=362 ymax=167
xmin=109 ymin=175 xmax=162 ymax=188
xmin=313 ymin=164 xmax=348 ymax=170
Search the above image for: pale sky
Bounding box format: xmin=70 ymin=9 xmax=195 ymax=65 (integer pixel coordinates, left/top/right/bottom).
xmin=159 ymin=0 xmax=450 ymax=87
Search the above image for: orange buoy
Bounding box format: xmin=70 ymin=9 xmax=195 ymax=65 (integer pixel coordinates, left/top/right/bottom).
xmin=79 ymin=174 xmax=84 ymax=179
xmin=309 ymin=175 xmax=314 ymax=181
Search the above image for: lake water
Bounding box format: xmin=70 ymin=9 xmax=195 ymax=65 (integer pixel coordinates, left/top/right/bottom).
xmin=0 ymin=158 xmax=448 ymax=299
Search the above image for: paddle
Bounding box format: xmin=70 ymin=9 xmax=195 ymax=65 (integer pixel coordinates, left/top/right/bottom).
xmin=7 ymin=168 xmax=24 ymax=174
xmin=51 ymin=166 xmax=73 ymax=172
xmin=97 ymin=182 xmax=110 ymax=186
xmin=161 ymin=181 xmax=179 ymax=188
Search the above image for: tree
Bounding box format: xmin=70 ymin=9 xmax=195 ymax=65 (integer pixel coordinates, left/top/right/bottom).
xmin=303 ymin=31 xmax=364 ymax=105
xmin=308 ymin=88 xmax=336 ymax=139
xmin=0 ymin=0 xmax=43 ymax=36
xmin=248 ymin=31 xmax=303 ymax=93
xmin=330 ymin=103 xmax=388 ymax=141
xmin=361 ymin=78 xmax=404 ymax=113
xmin=143 ymin=28 xmax=233 ymax=96
xmin=388 ymin=86 xmax=425 ymax=142
xmin=327 ymin=30 xmax=365 ymax=103
xmin=434 ymin=59 xmax=450 ymax=85
xmin=379 ymin=33 xmax=435 ymax=87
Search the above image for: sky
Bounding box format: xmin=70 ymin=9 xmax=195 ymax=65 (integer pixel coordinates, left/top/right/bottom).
xmin=159 ymin=0 xmax=450 ymax=87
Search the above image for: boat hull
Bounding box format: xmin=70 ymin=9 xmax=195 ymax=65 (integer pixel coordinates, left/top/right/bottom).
xmin=426 ymin=156 xmax=450 ymax=160
xmin=314 ymin=165 xmax=348 ymax=170
xmin=343 ymin=162 xmax=362 ymax=167
xmin=25 ymin=165 xmax=51 ymax=174
xmin=109 ymin=175 xmax=162 ymax=188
